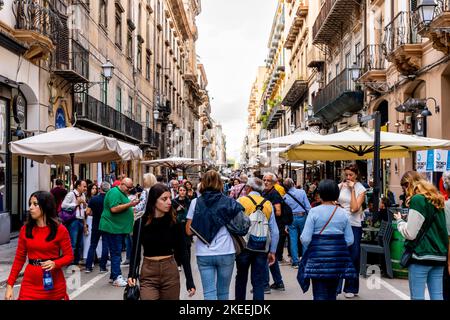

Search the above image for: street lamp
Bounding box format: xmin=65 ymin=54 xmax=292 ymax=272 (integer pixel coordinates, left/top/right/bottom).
xmin=167 ymin=122 xmax=173 ymax=132
xmin=416 ymin=0 xmax=437 ymax=26
xmin=102 ymin=59 xmax=115 ymax=81
xmin=349 ymin=62 xmax=361 ymax=82
xmin=153 ymin=108 xmax=160 ymax=120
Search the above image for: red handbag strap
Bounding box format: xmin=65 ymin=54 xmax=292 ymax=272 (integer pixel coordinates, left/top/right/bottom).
xmin=319 ymin=206 xmax=339 ymax=235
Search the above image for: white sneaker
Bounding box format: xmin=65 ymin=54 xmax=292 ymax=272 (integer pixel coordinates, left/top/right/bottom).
xmin=112 ymin=275 xmax=127 ymax=287
xmin=344 ymin=293 xmax=355 ymax=298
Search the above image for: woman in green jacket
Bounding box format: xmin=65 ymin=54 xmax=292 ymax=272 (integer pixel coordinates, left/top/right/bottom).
xmin=394 ymin=171 xmax=449 ymax=300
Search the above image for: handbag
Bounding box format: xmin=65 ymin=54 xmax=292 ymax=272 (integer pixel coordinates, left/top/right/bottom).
xmin=123 ymin=216 xmax=144 ymax=300
xmin=226 ymin=210 xmax=251 ymax=256
xmin=399 ymin=208 xmax=437 ymax=268
xmin=58 ymin=192 xmax=80 ymax=225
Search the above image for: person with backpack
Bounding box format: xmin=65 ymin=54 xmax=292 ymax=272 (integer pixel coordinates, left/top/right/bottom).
xmin=283 ymin=178 xmax=311 ymax=269
xmin=235 ymin=177 xmax=279 ymax=300
xmin=262 ymin=172 xmax=286 ymax=292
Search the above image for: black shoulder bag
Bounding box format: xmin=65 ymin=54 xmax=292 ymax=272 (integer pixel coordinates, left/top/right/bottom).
xmin=400 ymin=209 xmax=436 ymax=268
xmin=123 ymin=217 xmax=144 ymax=300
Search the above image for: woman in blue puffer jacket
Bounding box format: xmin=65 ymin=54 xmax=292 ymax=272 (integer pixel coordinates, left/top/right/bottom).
xmin=298 ymin=179 xmax=357 ymax=300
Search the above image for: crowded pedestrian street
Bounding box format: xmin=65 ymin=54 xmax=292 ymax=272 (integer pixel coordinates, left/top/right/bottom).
xmin=0 ymin=242 xmax=413 ymax=300
xmin=0 ymin=0 xmax=450 ymax=308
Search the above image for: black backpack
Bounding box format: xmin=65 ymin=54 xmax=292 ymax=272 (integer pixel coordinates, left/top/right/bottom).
xmin=280 ymin=199 xmax=293 ymax=226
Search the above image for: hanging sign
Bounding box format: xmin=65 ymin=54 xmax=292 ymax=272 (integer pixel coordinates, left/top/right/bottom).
xmin=416 ymin=151 xmax=427 ymax=172
xmin=12 ymin=93 xmax=26 ymax=124
xmin=434 ymin=149 xmax=447 ymax=172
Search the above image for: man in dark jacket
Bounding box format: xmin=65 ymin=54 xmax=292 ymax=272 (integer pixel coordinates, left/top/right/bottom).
xmin=50 ymin=179 xmax=67 ymax=213
xmin=85 ymin=182 xmax=110 ymax=273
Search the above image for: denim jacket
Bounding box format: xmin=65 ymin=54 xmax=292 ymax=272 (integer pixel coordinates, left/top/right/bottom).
xmin=190 ymin=191 xmax=245 ymax=245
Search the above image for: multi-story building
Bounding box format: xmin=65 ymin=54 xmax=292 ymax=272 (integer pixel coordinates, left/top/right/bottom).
xmin=0 ymin=0 xmax=208 ymax=240
xmin=246 ymin=0 xmax=450 ymax=198
xmin=258 ymin=0 xmax=287 ymax=138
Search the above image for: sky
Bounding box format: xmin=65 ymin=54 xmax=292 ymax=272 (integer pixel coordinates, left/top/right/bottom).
xmin=196 ymin=0 xmax=278 ymax=163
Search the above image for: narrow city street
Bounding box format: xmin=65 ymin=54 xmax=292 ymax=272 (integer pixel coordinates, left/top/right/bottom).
xmin=0 ymin=243 xmax=413 ymax=301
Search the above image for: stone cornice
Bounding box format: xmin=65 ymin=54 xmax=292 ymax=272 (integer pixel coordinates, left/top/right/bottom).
xmin=167 ymin=0 xmax=192 ymax=41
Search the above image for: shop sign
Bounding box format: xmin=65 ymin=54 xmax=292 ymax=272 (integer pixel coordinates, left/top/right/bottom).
xmin=416 ymin=149 xmax=448 ymax=172
xmin=55 ymin=107 xmax=66 ymax=129
xmin=416 ymin=151 xmax=427 ymax=172
xmin=434 ymin=149 xmax=447 ymax=172
xmin=12 ymin=93 xmax=26 ymax=124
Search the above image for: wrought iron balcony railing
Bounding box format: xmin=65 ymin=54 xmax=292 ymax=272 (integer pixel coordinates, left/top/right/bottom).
xmin=383 ymin=11 xmax=422 ymax=56
xmin=13 ymin=0 xmax=63 ymax=44
xmin=357 ymin=44 xmax=386 ymax=74
xmin=75 ymin=95 xmax=143 ymax=141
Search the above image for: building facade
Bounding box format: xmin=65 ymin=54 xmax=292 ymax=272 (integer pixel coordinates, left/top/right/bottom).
xmin=0 ymin=0 xmax=215 ymax=241
xmin=245 ymin=0 xmax=450 ymax=199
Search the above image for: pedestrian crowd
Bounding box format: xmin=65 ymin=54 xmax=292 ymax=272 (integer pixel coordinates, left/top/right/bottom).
xmin=4 ymin=165 xmax=450 ymax=301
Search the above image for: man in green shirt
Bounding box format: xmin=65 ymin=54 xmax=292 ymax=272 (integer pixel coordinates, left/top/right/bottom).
xmin=99 ymin=177 xmax=140 ymax=287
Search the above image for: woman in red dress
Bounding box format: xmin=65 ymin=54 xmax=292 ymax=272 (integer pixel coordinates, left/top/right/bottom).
xmin=5 ymin=191 xmax=74 ymax=300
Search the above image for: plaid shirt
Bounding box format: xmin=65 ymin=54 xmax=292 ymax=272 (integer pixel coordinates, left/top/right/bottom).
xmin=229 ymin=183 xmax=248 ymax=200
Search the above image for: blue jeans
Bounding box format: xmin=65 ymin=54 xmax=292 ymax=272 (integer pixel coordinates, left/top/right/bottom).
xmin=235 ymin=250 xmax=267 ymax=301
xmin=289 ymin=215 xmax=307 ymax=265
xmin=408 ymin=264 xmax=445 ymax=300
xmin=85 ymin=228 xmax=109 ymax=270
xmin=264 ymin=259 xmax=283 ymax=287
xmin=338 ymin=226 xmax=362 ymax=294
xmin=68 ymin=219 xmax=84 ymax=265
xmin=197 ymin=254 xmax=235 ymax=300
xmin=312 ymin=279 xmax=340 ymax=300
xmin=103 ymin=232 xmax=124 ymax=281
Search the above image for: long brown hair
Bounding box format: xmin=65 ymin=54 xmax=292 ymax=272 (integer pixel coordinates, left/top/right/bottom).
xmin=144 ymin=183 xmax=176 ymax=226
xmin=400 ymin=171 xmax=445 ymax=209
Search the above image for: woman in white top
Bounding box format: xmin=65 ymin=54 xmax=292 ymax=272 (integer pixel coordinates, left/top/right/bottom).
xmin=337 ymin=164 xmax=367 ymax=298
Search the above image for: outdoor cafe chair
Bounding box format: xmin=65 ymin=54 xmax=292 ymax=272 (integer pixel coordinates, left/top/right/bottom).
xmin=360 ymin=220 xmax=394 ymax=279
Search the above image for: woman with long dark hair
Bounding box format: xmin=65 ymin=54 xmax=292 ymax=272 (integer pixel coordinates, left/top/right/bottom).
xmin=127 ymin=183 xmax=196 ymax=300
xmin=5 ymin=191 xmax=74 ymax=300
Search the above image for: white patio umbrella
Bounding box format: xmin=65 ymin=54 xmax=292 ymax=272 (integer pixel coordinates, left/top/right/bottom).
xmin=140 ymin=157 xmax=203 ymax=170
xmin=10 ymin=127 xmax=123 ymax=185
xmin=10 ymin=127 xmax=122 ymax=164
xmin=259 ymin=130 xmax=321 ymax=147
xmin=117 ymin=140 xmax=143 ymax=161
xmin=284 ymin=126 xmax=450 ymax=161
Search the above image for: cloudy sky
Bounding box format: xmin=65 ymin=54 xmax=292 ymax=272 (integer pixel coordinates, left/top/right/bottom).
xmin=196 ymin=0 xmax=278 ymax=163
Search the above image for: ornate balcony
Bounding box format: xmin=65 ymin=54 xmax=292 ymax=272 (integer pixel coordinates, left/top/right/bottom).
xmin=383 ymin=11 xmax=423 ymax=76
xmin=357 ymin=44 xmax=387 ymax=83
xmin=12 ymin=0 xmax=63 ymax=63
xmin=285 ymin=1 xmax=308 ymax=49
xmin=144 ymin=128 xmax=160 ymax=149
xmin=267 ymin=104 xmax=284 ymax=130
xmin=312 ymin=68 xmax=363 ymax=125
xmin=418 ymin=0 xmax=450 ymax=54
xmin=312 ymin=0 xmax=358 ymax=45
xmin=281 ymin=76 xmax=307 ymax=107
xmin=52 ymin=41 xmax=89 ymax=85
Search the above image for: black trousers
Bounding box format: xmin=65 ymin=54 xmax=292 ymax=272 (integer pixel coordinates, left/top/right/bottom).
xmin=276 ymin=222 xmax=287 ymax=261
